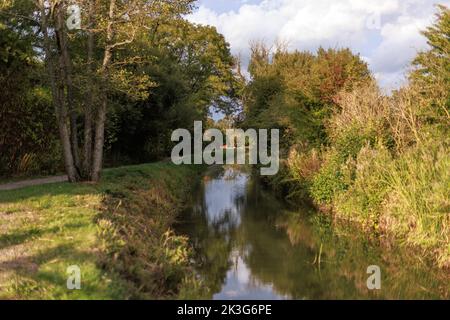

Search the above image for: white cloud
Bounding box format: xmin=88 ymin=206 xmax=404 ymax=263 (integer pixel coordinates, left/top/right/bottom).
xmin=188 ymin=0 xmax=449 ymax=90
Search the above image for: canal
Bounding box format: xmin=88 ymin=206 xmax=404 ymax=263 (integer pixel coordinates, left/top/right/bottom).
xmin=177 ymin=166 xmax=449 ymax=299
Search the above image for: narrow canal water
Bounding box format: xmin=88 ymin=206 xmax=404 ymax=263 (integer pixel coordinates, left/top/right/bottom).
xmin=178 ymin=166 xmax=449 ymax=300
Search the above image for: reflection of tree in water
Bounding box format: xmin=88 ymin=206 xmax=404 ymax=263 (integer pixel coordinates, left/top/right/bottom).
xmin=236 ymin=183 xmax=450 ymax=299
xmin=232 ymin=178 xmax=335 ymax=299
xmin=179 ymin=167 xmax=245 ymax=297
xmin=180 ymin=167 xmax=450 ymax=299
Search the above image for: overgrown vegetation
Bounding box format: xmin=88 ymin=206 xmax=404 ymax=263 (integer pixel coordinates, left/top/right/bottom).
xmin=0 ymin=0 xmax=241 ymax=180
xmin=0 ymin=2 xmax=61 ymax=177
xmin=1 ymin=0 xmax=448 ymax=300
xmin=244 ymin=5 xmax=449 ymax=267
xmin=0 ymin=163 xmax=205 ymax=299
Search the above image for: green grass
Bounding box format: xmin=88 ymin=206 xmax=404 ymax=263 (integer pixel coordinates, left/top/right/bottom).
xmin=0 ymin=173 xmax=65 ymax=185
xmin=272 ymin=139 xmax=450 ymax=268
xmin=0 ymin=162 xmax=204 ymax=299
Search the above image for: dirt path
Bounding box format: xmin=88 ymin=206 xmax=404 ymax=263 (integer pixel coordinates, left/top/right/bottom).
xmin=0 ymin=176 xmax=68 ymax=191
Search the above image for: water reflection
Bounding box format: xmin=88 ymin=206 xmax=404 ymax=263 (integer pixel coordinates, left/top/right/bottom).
xmin=178 ymin=166 xmax=450 ymax=300
xmin=201 ymin=169 xmax=247 ymax=231
xmin=214 ymin=250 xmax=288 ymax=300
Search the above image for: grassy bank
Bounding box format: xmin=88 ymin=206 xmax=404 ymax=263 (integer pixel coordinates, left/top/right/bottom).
xmin=275 ymin=138 xmax=449 ymax=268
xmin=0 ymin=162 xmax=204 ymax=299
xmin=269 ymin=83 xmax=450 ymax=268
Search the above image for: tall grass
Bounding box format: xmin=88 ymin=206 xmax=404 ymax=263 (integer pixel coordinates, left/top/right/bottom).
xmin=275 ymin=79 xmax=450 ymax=267
xmin=383 ymin=141 xmax=450 ymax=267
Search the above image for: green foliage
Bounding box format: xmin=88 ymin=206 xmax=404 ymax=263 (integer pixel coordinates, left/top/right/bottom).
xmin=0 ymin=1 xmax=241 ymax=176
xmin=0 ymin=6 xmax=61 ymax=176
xmin=256 ymin=8 xmax=450 ymax=267
xmin=310 ymin=153 xmax=347 ymax=205
xmin=274 ymin=148 xmax=321 ymax=204
xmin=334 ymin=127 xmax=373 ymax=162
xmin=0 ymin=162 xmax=205 ymax=299
xmin=243 ymin=44 xmax=371 ymax=150
xmin=312 ymin=47 xmax=373 ymax=103
xmin=411 ymin=5 xmax=450 ymax=122
xmin=310 ymin=126 xmax=379 ymax=205
xmin=96 ymin=163 xmax=205 ymax=298
xmin=383 ymin=140 xmax=450 ymax=267
xmin=108 ymin=20 xmax=242 ymax=162
xmin=334 ymin=144 xmax=392 ymax=229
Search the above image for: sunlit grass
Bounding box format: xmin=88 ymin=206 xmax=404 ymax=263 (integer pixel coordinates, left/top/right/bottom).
xmin=0 ymin=162 xmax=203 ymax=299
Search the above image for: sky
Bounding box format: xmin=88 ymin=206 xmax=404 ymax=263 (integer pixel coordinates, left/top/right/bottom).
xmin=188 ymin=0 xmax=449 ymax=90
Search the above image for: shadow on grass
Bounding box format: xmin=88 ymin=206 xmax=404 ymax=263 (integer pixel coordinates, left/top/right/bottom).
xmin=0 ymin=182 xmax=97 ymax=204
xmin=0 ymin=221 xmax=90 ymax=251
xmin=0 ymin=243 xmax=123 ymax=299
xmin=0 ymin=162 xmax=199 ymax=204
xmin=0 ymin=162 xmax=204 ymax=299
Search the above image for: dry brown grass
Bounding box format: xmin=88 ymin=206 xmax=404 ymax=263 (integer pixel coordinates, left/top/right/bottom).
xmin=287 ymin=147 xmax=322 ymax=181
xmin=331 ymin=81 xmax=390 ymax=140
xmin=388 ymin=84 xmax=428 ymax=151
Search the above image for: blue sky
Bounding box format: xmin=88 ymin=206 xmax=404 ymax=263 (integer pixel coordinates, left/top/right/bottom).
xmin=189 ymin=0 xmax=449 ymax=90
xmin=196 ymin=0 xmax=263 ymax=13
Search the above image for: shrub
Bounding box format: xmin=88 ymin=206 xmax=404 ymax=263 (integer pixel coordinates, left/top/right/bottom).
xmin=278 ymin=146 xmax=322 ymax=203
xmin=0 ymin=86 xmax=62 ymax=177
xmin=331 ymin=81 xmax=390 ymax=141
xmin=310 ymin=125 xmax=380 ymax=205
xmin=334 ymin=143 xmax=392 ymax=230
xmin=310 ymin=150 xmax=348 ymax=205
xmin=382 ymin=140 xmax=450 ymax=267
xmin=334 ymin=126 xmax=378 ymax=162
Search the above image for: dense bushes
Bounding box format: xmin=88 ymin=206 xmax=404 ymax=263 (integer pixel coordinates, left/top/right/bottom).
xmin=241 ymin=45 xmax=371 ymax=150
xmin=0 ymin=15 xmax=62 ymax=177
xmin=276 ymin=76 xmax=449 ymax=266
xmin=334 ymin=144 xmax=391 ymax=228
xmin=251 ymin=6 xmax=450 ymax=267
xmin=0 ymin=88 xmax=62 ymax=179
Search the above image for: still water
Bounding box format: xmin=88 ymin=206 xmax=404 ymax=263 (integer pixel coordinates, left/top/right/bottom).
xmin=178 ymin=166 xmax=449 ymax=300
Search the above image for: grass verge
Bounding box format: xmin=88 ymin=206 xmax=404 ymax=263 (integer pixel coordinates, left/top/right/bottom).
xmin=0 ymin=162 xmax=204 ymax=299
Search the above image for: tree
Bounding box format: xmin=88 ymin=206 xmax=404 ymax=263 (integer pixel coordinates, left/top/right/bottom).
xmin=0 ymin=0 xmax=61 ymax=176
xmin=34 ymin=0 xmax=195 ymax=182
xmin=411 ymin=4 xmax=450 ymax=121
xmin=243 ymin=43 xmax=371 ymax=148
xmin=108 ymin=19 xmax=242 ymax=162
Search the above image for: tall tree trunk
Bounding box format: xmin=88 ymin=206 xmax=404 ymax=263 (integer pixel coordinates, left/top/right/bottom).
xmin=91 ymin=0 xmax=115 ymax=182
xmin=38 ymin=0 xmax=79 ymax=182
xmin=55 ymin=2 xmax=81 ymax=175
xmin=91 ymin=99 xmax=106 ymax=182
xmin=83 ymin=0 xmax=95 ymax=179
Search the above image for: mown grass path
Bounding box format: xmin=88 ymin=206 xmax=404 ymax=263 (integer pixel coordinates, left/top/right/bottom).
xmin=0 ymin=176 xmax=68 ymax=191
